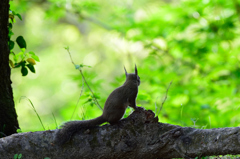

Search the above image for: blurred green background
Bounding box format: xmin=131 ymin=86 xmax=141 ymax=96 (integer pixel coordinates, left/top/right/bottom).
xmin=9 ymin=0 xmax=240 ymax=132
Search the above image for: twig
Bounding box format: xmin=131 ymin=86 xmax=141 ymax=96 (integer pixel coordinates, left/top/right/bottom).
xmin=157 ymin=80 xmax=173 ymax=116
xmin=154 ymin=96 xmax=159 ymax=115
xmin=71 ymin=76 xmax=84 ymax=120
xmin=65 ymin=47 xmax=103 ymax=111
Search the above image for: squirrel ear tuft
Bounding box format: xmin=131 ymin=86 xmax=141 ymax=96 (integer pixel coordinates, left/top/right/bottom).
xmin=124 ymin=66 xmax=128 ymax=76
xmin=135 ymin=64 xmax=138 ymax=76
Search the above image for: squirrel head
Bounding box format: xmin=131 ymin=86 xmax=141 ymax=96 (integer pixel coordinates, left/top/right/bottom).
xmin=124 ymin=64 xmax=140 ymax=86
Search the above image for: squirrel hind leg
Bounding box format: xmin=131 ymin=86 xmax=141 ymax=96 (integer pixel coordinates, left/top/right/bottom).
xmin=104 ymin=109 xmax=125 ymax=125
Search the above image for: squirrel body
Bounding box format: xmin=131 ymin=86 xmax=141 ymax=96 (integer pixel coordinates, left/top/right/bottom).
xmin=55 ymin=65 xmax=140 ymax=145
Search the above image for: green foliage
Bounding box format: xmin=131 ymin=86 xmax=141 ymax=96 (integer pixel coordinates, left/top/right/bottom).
xmin=14 ymin=154 xmax=22 ymax=159
xmin=20 ymin=64 xmax=28 ymax=76
xmin=26 ymin=64 xmax=35 ymax=73
xmin=16 ymin=128 xmax=22 ymax=133
xmin=9 ymin=0 xmax=240 ymax=132
xmin=8 ymin=9 xmax=39 ymax=76
xmin=83 ymin=93 xmax=100 ymax=107
xmin=16 ymin=36 xmax=27 ymax=49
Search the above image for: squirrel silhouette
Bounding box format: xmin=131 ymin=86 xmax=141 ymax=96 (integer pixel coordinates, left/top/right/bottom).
xmin=55 ymin=65 xmax=140 ymax=145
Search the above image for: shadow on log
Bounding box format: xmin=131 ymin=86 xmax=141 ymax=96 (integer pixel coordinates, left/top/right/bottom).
xmin=0 ymin=108 xmax=240 ymax=159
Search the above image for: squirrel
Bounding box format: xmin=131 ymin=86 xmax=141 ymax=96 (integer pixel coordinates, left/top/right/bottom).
xmin=55 ymin=65 xmax=140 ymax=145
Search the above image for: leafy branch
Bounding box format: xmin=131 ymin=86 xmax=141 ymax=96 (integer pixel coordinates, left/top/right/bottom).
xmin=65 ymin=47 xmax=103 ymax=111
xmin=8 ymin=9 xmax=40 ymax=76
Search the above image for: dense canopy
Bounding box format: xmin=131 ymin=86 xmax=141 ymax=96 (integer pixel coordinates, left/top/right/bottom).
xmin=9 ymin=0 xmax=240 ymax=132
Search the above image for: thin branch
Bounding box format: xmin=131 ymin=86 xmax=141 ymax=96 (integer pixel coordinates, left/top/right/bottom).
xmin=79 ymin=70 xmax=102 ymax=110
xmin=154 ymin=96 xmax=159 ymax=115
xmin=71 ymin=76 xmax=84 ymax=120
xmin=65 ymin=47 xmax=103 ymax=111
xmin=157 ymin=80 xmax=172 ymax=116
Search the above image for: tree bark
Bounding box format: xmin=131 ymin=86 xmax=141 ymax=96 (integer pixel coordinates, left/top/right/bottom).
xmin=0 ymin=108 xmax=240 ymax=159
xmin=0 ymin=0 xmax=20 ymax=137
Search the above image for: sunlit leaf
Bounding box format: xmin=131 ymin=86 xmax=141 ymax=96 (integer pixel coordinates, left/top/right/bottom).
xmin=31 ymin=55 xmax=40 ymax=62
xmin=9 ymin=60 xmax=14 ymax=68
xmin=27 ymin=58 xmax=36 ymax=65
xmin=29 ymin=51 xmax=35 ymax=55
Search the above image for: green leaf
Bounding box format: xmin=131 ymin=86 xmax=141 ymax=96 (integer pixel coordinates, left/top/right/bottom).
xmin=8 ymin=30 xmax=14 ymax=38
xmin=29 ymin=51 xmax=35 ymax=55
xmin=21 ymin=66 xmax=28 ymax=76
xmin=9 ymin=40 xmax=15 ymax=50
xmin=80 ymin=64 xmax=91 ymax=68
xmin=8 ymin=23 xmax=12 ymax=29
xmin=13 ymin=55 xmax=18 ymax=62
xmin=16 ymin=13 xmax=22 ymax=20
xmin=29 ymin=51 xmax=40 ymax=62
xmin=14 ymin=154 xmax=18 ymax=159
xmin=15 ymin=52 xmax=24 ymax=62
xmin=16 ymin=36 xmax=27 ymax=49
xmin=16 ymin=128 xmax=22 ymax=133
xmin=18 ymin=153 xmax=22 ymax=159
xmin=26 ymin=64 xmax=36 ymax=73
xmin=31 ymin=55 xmax=40 ymax=62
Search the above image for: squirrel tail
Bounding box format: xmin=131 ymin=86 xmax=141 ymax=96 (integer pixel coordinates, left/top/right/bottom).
xmin=54 ymin=115 xmax=106 ymax=145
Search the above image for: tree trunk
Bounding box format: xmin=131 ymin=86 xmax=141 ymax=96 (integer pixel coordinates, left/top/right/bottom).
xmin=0 ymin=108 xmax=240 ymax=159
xmin=0 ymin=0 xmax=20 ymax=137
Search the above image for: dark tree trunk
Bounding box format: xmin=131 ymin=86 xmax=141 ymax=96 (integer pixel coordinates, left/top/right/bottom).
xmin=0 ymin=0 xmax=19 ymax=137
